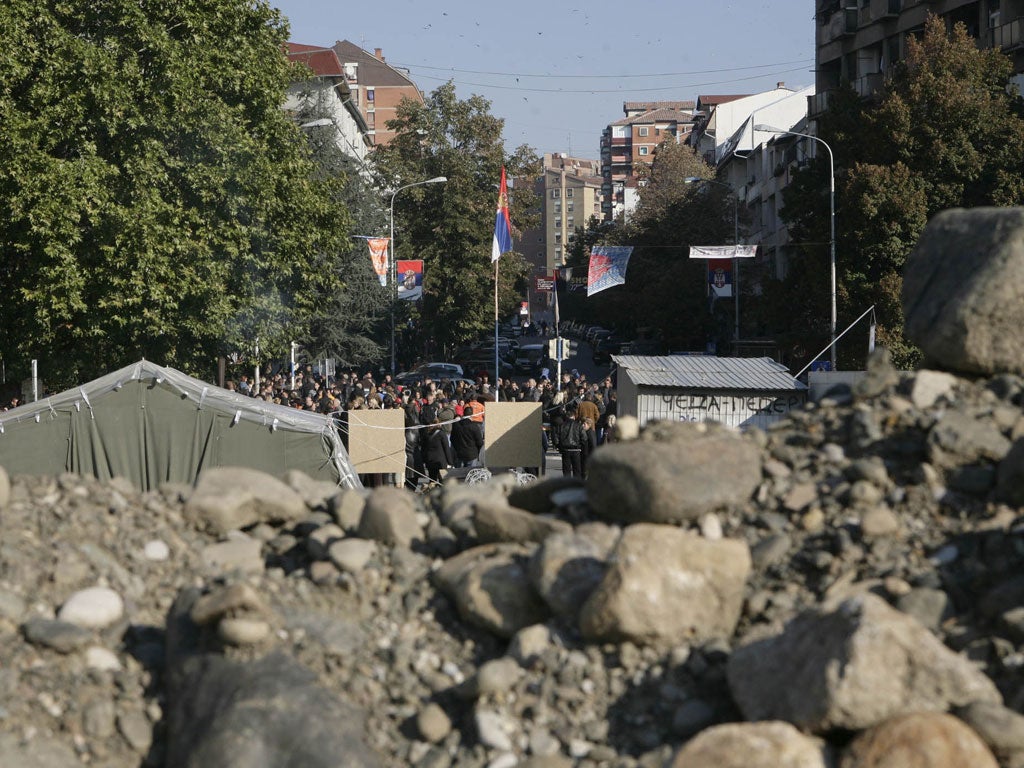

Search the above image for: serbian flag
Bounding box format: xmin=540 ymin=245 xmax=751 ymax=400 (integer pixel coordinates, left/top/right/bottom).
xmin=587 ymin=245 xmax=633 ymax=296
xmin=367 ymin=237 xmax=389 ymax=286
xmin=491 ymin=166 xmax=513 ymax=262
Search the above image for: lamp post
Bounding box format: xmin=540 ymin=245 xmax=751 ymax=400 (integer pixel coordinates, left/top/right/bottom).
xmin=754 ymin=124 xmax=836 ymax=371
xmin=388 ymin=176 xmax=447 ymax=375
xmin=685 ymin=177 xmax=740 ymax=348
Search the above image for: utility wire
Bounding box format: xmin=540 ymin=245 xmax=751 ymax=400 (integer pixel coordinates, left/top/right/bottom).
xmin=391 ymin=58 xmax=814 ymax=80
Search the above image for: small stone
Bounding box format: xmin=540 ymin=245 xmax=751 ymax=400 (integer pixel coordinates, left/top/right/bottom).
xmin=143 ymin=540 xmax=170 ymax=561
xmin=476 ymin=657 xmax=523 ymax=695
xmin=417 ymin=703 xmax=452 ymax=744
xmin=217 ymin=617 xmax=271 ymax=646
xmin=328 ymin=538 xmax=377 ymax=573
xmin=85 ymin=646 xmax=122 ymax=671
xmin=83 ymin=697 xmax=116 ymax=738
xmin=699 ymin=513 xmax=722 ymax=541
xmin=475 ymin=709 xmax=514 ymax=751
xmin=190 ymin=582 xmax=267 ymax=625
xmin=117 ymin=709 xmax=153 ymax=753
xmin=509 ymin=624 xmax=552 ymax=667
xmin=801 ymin=508 xmax=826 ymax=533
xmin=782 ymin=482 xmax=817 ymax=513
xmin=861 ymin=506 xmax=900 ymax=538
xmin=201 ymin=536 xmax=264 ymax=574
xmin=22 ymin=617 xmax=93 ymax=653
xmin=58 ymin=586 xmax=124 ymax=630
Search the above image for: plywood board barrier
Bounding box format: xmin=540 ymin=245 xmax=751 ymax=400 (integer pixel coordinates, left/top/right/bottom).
xmin=345 ymin=409 xmax=405 ymax=475
xmin=483 ymin=402 xmax=543 ymax=469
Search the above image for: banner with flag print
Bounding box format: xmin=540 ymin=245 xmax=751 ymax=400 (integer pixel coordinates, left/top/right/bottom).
xmin=707 ymin=258 xmax=733 ymax=298
xmin=397 ymin=259 xmax=423 ymax=301
xmin=587 ymin=245 xmax=633 ymax=297
xmin=491 ymin=166 xmax=513 ymax=262
xmin=367 ymin=237 xmax=389 ymax=286
xmin=688 ymin=244 xmax=757 ymax=259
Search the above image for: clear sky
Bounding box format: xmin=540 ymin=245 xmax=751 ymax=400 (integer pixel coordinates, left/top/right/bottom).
xmin=272 ymin=0 xmax=816 ymax=159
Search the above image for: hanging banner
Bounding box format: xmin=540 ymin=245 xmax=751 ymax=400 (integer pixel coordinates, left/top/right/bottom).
xmin=397 ymin=259 xmax=423 ymax=301
xmin=367 ymin=237 xmax=389 ymax=286
xmin=689 ymin=245 xmax=758 ymax=259
xmin=708 ymin=258 xmax=733 ymax=298
xmin=587 ymin=245 xmax=634 ymax=297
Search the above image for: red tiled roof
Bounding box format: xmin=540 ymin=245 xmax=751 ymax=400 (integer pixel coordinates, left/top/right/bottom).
xmin=624 ymin=100 xmax=695 ymax=111
xmin=286 ymin=43 xmax=344 ymax=77
xmin=696 ymin=94 xmax=751 ymax=107
xmin=610 ymin=108 xmax=696 ymax=126
xmin=332 ymin=40 xmax=420 ymax=89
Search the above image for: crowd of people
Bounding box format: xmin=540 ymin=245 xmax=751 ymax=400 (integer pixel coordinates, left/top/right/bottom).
xmin=225 ymin=363 xmax=618 ymax=484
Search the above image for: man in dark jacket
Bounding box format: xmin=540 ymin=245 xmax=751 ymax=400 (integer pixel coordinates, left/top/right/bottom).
xmin=556 ymin=405 xmax=587 ymax=477
xmin=450 ymin=413 xmax=484 ymax=468
xmin=423 ymin=419 xmax=453 ymax=483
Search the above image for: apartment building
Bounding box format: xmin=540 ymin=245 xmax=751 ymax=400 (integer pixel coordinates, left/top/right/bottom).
xmin=515 ymin=154 xmax=603 ymax=321
xmin=330 ymin=40 xmax=425 ymax=146
xmin=599 ymin=102 xmax=696 ymax=221
xmin=813 ymin=0 xmax=1024 ymax=118
xmin=285 ymin=44 xmax=372 ymax=173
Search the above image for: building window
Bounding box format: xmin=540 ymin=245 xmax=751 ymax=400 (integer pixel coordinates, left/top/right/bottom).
xmin=567 ymin=203 xmax=574 ymax=213
xmin=554 ymin=202 xmax=561 ymax=213
xmin=366 ymin=88 xmax=374 ymax=103
xmin=555 ymin=233 xmax=561 ymax=243
xmin=638 ymin=127 xmax=649 ymax=136
xmin=639 ymin=146 xmax=649 ymax=156
xmin=555 ymin=219 xmax=561 ymax=228
xmin=551 ymin=189 xmax=560 ymax=199
xmin=367 ymin=111 xmax=375 ymax=128
xmin=565 ymin=188 xmax=573 ymax=198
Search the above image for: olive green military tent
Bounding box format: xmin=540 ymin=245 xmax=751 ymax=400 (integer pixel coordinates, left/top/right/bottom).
xmin=0 ymin=360 xmax=360 ymax=490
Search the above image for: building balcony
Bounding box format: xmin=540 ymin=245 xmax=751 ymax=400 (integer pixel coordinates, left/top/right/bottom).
xmin=853 ymin=71 xmax=886 ymax=98
xmin=882 ymin=0 xmax=901 ymax=17
xmin=992 ymin=17 xmax=1024 ymax=50
xmin=610 ymin=137 xmax=628 ymax=146
xmin=808 ymin=90 xmax=833 ymax=118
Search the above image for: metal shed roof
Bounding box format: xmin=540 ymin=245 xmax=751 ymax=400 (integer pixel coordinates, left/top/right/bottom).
xmin=612 ymin=355 xmax=806 ymax=391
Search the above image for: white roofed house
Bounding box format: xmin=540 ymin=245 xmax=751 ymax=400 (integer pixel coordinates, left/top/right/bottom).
xmin=285 ymin=43 xmax=373 ymax=177
xmin=612 ymin=354 xmax=807 ymax=431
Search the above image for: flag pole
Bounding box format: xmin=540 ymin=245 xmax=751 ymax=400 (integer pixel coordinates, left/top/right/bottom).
xmin=494 ymin=259 xmax=500 ymax=401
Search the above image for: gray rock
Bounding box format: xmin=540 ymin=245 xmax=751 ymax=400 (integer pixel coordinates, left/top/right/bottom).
xmin=57 ymin=586 xmax=124 ymax=629
xmin=475 ymin=709 xmax=514 ymax=751
xmin=328 ymin=538 xmax=377 ymax=573
xmin=996 ymin=438 xmax=1024 ymax=507
xmin=117 ymin=708 xmax=153 ymax=753
xmin=909 ymin=370 xmax=958 ymax=410
xmin=434 ymin=544 xmax=547 ymax=639
xmin=529 ymin=531 xmax=610 ymax=620
xmin=190 ymin=582 xmax=267 ymax=625
xmin=903 ymin=206 xmax=1024 ymax=376
xmin=417 ymin=703 xmax=451 ymax=744
xmin=473 ymin=500 xmax=572 ymax=545
xmin=357 ymin=487 xmax=423 ymax=549
xmin=329 ymin=487 xmax=367 ymax=531
xmin=927 ymin=410 xmax=1011 ymax=468
xmin=668 ymin=721 xmax=830 ymax=768
xmin=283 ymin=469 xmax=338 ymax=511
xmin=841 ymin=711 xmax=998 ymax=768
xmin=83 ymin=696 xmax=116 ymax=738
xmin=0 ymin=732 xmax=80 ymax=768
xmin=955 ymin=700 xmax=1024 ymax=767
xmin=896 ymin=587 xmax=952 ymax=632
xmin=165 ymin=589 xmax=381 ymax=768
xmin=751 ymin=534 xmax=792 ymax=569
xmin=475 ymin=657 xmax=524 ymax=695
xmin=187 ymin=467 xmax=307 ymax=534
xmin=727 ymin=593 xmax=1001 ymax=732
xmin=508 ymin=624 xmax=553 ymax=667
xmin=0 ymin=465 xmax=9 ymax=511
xmin=507 ymin=475 xmax=585 ymax=515
xmin=580 ymin=524 xmax=751 ymax=645
xmin=201 ymin=536 xmax=264 ymax=575
xmin=587 ymin=431 xmax=762 ymax=524
xmin=0 ymin=589 xmax=27 ymax=622
xmin=22 ymin=617 xmax=93 ymax=653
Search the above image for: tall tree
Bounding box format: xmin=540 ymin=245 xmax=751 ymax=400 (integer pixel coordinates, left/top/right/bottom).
xmin=372 ymin=82 xmax=540 ymax=359
xmin=288 ymin=85 xmax=390 ymax=371
xmin=0 ymin=0 xmax=349 ymax=387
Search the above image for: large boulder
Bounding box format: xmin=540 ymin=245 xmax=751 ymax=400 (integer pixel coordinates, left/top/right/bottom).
xmin=727 ymin=592 xmax=1001 ymax=732
xmin=357 ymin=487 xmax=422 ymax=549
xmin=902 ymin=207 xmax=1024 ymax=376
xmin=186 ymin=467 xmax=307 ymax=535
xmin=586 ymin=429 xmax=762 ymax=524
xmin=579 ymin=524 xmax=751 ymax=645
xmin=840 ymin=712 xmax=998 ymax=768
xmin=669 ymin=721 xmax=831 ymax=768
xmin=472 ymin=499 xmax=572 ymax=545
xmin=529 ymin=527 xmax=617 ymax=621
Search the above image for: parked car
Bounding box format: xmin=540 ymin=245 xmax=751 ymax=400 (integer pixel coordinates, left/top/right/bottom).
xmin=592 ymin=336 xmax=629 ymax=365
xmin=460 ymin=355 xmax=514 ymax=380
xmin=513 ymin=342 xmax=550 ymax=374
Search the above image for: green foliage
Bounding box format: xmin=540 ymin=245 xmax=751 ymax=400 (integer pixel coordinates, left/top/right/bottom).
xmin=0 ymin=0 xmax=350 ymax=387
xmin=371 ymin=82 xmax=540 ymax=356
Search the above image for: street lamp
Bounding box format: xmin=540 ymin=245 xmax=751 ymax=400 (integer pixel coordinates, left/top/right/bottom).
xmin=754 ymin=124 xmax=836 ymax=371
xmin=299 ymin=118 xmax=333 ymax=129
xmin=388 ymin=176 xmax=447 ymax=375
xmin=685 ymin=177 xmax=740 ymax=348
